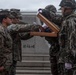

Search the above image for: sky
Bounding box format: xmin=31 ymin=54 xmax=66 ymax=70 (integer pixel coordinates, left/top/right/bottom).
xmin=0 ymin=0 xmax=61 ymax=11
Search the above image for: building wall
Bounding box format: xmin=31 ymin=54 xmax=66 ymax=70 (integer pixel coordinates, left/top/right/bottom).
xmin=21 ymin=11 xmax=50 ymax=54
xmin=21 ymin=11 xmax=41 ymax=25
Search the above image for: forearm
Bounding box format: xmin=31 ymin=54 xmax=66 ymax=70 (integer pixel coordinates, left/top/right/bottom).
xmin=19 ymin=32 xmax=33 ymax=40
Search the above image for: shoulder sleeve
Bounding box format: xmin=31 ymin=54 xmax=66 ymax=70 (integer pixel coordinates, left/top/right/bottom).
xmin=7 ymin=24 xmax=40 ymax=34
xmin=7 ymin=24 xmax=31 ymax=33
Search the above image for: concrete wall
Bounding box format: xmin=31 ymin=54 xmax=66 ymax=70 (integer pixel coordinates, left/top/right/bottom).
xmin=21 ymin=11 xmax=50 ymax=54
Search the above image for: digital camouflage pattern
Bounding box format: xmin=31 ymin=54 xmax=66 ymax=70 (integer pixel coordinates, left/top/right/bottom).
xmin=43 ymin=5 xmax=62 ymax=55
xmin=8 ymin=9 xmax=41 ymax=75
xmin=0 ymin=24 xmax=13 ymax=75
xmin=58 ymin=12 xmax=76 ymax=75
xmin=7 ymin=24 xmax=40 ymax=61
xmin=10 ymin=9 xmax=22 ymax=19
xmin=45 ymin=5 xmax=57 ymax=13
xmin=41 ymin=5 xmax=63 ymax=75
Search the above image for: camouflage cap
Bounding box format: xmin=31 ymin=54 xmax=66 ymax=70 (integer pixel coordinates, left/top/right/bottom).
xmin=0 ymin=9 xmax=13 ymax=18
xmin=59 ymin=0 xmax=66 ymax=7
xmin=10 ymin=9 xmax=22 ymax=19
xmin=45 ymin=5 xmax=57 ymax=13
xmin=59 ymin=0 xmax=76 ymax=9
xmin=0 ymin=9 xmax=9 ymax=15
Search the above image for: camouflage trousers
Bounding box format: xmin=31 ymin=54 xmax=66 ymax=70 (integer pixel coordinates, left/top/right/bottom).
xmin=50 ymin=56 xmax=59 ymax=75
xmin=49 ymin=49 xmax=59 ymax=75
xmin=0 ymin=70 xmax=9 ymax=75
xmin=3 ymin=53 xmax=12 ymax=75
xmin=49 ymin=45 xmax=60 ymax=75
xmin=10 ymin=60 xmax=17 ymax=75
xmin=0 ymin=72 xmax=5 ymax=75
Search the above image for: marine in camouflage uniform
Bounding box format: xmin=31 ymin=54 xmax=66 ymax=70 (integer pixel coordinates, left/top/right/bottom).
xmin=39 ymin=5 xmax=63 ymax=75
xmin=7 ymin=9 xmax=41 ymax=75
xmin=58 ymin=0 xmax=76 ymax=75
xmin=0 ymin=10 xmax=13 ymax=75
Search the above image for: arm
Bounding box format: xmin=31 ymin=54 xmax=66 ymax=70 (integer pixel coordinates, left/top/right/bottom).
xmin=19 ymin=32 xmax=33 ymax=40
xmin=52 ymin=14 xmax=63 ymax=28
xmin=7 ymin=24 xmax=40 ymax=34
xmin=37 ymin=13 xmax=60 ymax=33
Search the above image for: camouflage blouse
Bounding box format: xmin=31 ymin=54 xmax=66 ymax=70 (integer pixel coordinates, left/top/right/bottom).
xmin=0 ymin=24 xmax=13 ymax=69
xmin=58 ymin=12 xmax=76 ymax=64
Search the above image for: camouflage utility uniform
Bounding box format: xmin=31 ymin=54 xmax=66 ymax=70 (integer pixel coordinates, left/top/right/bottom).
xmin=0 ymin=24 xmax=13 ymax=75
xmin=58 ymin=12 xmax=76 ymax=75
xmin=39 ymin=5 xmax=62 ymax=75
xmin=58 ymin=0 xmax=76 ymax=75
xmin=7 ymin=24 xmax=40 ymax=61
xmin=7 ymin=23 xmax=40 ymax=75
xmin=7 ymin=9 xmax=41 ymax=75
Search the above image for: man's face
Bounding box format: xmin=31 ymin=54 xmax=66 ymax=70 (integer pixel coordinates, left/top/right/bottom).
xmin=61 ymin=7 xmax=73 ymax=17
xmin=61 ymin=7 xmax=65 ymax=16
xmin=4 ymin=17 xmax=12 ymax=26
xmin=11 ymin=18 xmax=20 ymax=24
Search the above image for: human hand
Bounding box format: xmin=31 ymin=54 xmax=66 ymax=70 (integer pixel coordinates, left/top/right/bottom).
xmin=31 ymin=25 xmax=40 ymax=32
xmin=0 ymin=66 xmax=4 ymax=72
xmin=65 ymin=63 xmax=72 ymax=69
